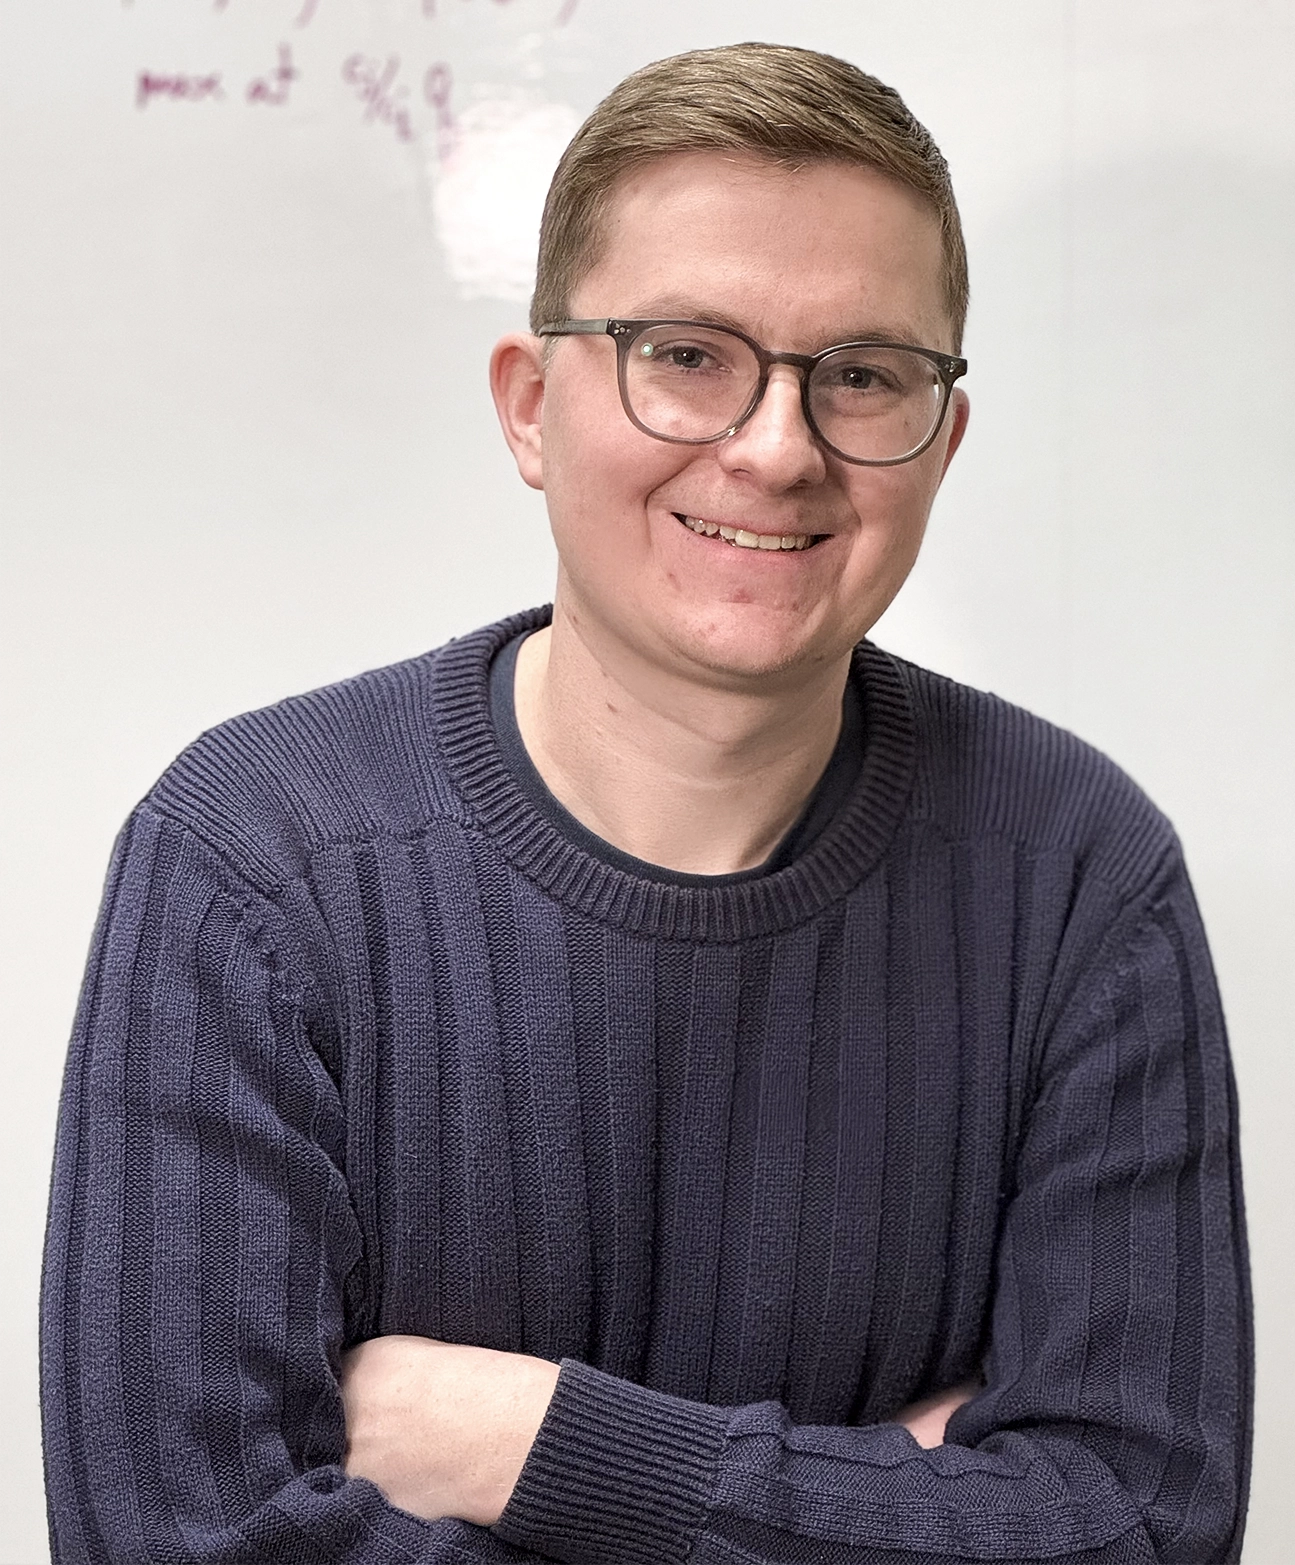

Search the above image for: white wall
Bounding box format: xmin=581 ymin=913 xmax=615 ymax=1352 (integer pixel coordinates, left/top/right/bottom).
xmin=2 ymin=1 xmax=1291 ymax=1558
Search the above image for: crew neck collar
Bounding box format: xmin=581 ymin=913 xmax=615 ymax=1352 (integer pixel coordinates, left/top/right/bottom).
xmin=429 ymin=607 xmax=916 ymax=943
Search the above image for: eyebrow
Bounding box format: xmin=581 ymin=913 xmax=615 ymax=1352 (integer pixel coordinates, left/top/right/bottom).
xmin=624 ymin=297 xmax=933 ymax=352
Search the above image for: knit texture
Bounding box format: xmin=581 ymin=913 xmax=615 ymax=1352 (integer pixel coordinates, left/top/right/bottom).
xmin=41 ymin=607 xmax=1251 ymax=1565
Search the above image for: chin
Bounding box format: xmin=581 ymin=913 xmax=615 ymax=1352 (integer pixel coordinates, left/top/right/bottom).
xmin=664 ymin=604 xmax=850 ymax=687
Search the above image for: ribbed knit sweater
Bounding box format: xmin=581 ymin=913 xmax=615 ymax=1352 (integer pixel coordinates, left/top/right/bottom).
xmin=41 ymin=608 xmax=1251 ymax=1565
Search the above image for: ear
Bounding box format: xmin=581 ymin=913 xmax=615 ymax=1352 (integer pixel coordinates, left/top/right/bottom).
xmin=490 ymin=333 xmax=547 ymax=491
xmin=938 ymin=388 xmax=970 ymax=479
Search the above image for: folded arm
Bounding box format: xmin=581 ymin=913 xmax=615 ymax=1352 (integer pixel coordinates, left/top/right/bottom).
xmin=494 ymin=858 xmax=1249 ymax=1565
xmin=338 ymin=1339 xmax=974 ymax=1522
xmin=43 ymin=810 xmax=1248 ymax=1565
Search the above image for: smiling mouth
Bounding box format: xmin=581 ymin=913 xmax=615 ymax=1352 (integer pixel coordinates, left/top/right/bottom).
xmin=674 ymin=514 xmax=824 ymax=551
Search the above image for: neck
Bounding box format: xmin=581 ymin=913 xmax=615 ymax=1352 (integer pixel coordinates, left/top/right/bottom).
xmin=512 ymin=601 xmax=851 ymax=876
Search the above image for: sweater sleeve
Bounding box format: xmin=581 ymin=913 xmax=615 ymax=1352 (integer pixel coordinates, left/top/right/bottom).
xmin=40 ymin=803 xmax=540 ymax=1565
xmin=494 ymin=852 xmax=1251 ymax=1565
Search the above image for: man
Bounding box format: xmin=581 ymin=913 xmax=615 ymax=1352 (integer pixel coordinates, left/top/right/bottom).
xmin=42 ymin=41 xmax=1249 ymax=1565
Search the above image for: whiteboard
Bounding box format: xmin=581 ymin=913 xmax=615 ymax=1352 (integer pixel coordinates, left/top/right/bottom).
xmin=3 ymin=3 xmax=1292 ymax=1560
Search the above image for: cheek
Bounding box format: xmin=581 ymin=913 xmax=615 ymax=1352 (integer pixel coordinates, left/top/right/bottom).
xmin=542 ymin=388 xmax=686 ymax=547
xmin=838 ymin=470 xmax=939 ymax=592
xmin=543 ymin=365 xmax=631 ymax=496
xmin=849 ymin=466 xmax=934 ymax=541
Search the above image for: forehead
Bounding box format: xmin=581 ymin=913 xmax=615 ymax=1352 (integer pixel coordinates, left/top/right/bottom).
xmin=573 ymin=150 xmax=951 ymax=350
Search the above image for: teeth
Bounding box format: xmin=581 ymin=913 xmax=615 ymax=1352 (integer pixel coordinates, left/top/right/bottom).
xmin=683 ymin=516 xmax=815 ymax=551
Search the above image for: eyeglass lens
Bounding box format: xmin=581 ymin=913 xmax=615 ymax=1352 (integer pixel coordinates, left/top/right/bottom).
xmin=622 ymin=324 xmax=948 ymax=463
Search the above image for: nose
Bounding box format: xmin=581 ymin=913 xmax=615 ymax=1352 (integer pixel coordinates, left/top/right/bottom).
xmin=714 ymin=365 xmax=826 ymax=489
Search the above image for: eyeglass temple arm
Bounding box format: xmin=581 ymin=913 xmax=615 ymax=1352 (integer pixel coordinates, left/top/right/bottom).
xmin=536 ymin=319 xmax=616 ymax=337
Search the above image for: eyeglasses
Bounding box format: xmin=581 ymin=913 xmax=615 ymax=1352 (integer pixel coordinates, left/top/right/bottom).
xmin=537 ymin=318 xmax=967 ymax=467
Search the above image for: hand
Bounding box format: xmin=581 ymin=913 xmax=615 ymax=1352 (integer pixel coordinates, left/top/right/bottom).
xmin=340 ymin=1335 xmax=560 ymax=1525
xmin=892 ymin=1378 xmax=980 ymax=1448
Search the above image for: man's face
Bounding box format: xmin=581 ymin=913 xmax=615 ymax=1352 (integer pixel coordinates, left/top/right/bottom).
xmin=509 ymin=151 xmax=967 ymax=689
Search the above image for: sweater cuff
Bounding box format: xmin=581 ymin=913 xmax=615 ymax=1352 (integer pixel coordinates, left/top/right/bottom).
xmin=493 ymin=1357 xmax=728 ymax=1565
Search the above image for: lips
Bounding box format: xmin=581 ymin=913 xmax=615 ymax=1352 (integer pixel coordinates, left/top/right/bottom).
xmin=674 ymin=514 xmax=823 ymax=551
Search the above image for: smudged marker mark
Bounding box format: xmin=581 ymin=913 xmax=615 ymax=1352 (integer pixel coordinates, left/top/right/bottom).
xmin=295 ymin=0 xmax=321 ymax=24
xmin=247 ymin=44 xmax=298 ymax=105
xmin=136 ymin=70 xmax=224 ymax=109
xmin=342 ymin=54 xmax=415 ymax=143
xmin=555 ymin=0 xmax=578 ymax=21
xmin=431 ymin=96 xmax=580 ymax=300
xmin=424 ymin=61 xmax=456 ymax=160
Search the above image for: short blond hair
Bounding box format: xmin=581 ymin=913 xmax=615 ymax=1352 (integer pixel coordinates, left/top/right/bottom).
xmin=531 ymin=42 xmax=969 ymax=349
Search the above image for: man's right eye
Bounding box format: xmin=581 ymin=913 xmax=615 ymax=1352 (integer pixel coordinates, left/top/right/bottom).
xmin=641 ymin=341 xmax=715 ymax=371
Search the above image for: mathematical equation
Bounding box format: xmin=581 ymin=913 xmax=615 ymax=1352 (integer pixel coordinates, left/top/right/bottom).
xmin=137 ymin=44 xmax=298 ymax=109
xmin=131 ymin=0 xmax=579 ymax=152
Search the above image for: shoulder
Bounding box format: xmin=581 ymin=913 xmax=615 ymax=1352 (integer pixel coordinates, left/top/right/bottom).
xmin=142 ymin=611 xmax=540 ymax=892
xmin=872 ymin=646 xmax=1181 ymax=903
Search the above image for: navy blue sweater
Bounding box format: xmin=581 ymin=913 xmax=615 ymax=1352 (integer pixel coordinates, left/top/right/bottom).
xmin=41 ymin=609 xmax=1251 ymax=1565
